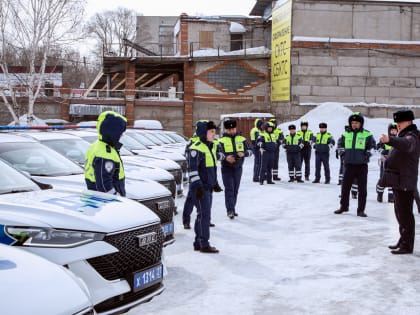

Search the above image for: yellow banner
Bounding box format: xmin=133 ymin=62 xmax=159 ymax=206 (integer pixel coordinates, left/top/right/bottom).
xmin=271 ymin=0 xmax=292 ymax=102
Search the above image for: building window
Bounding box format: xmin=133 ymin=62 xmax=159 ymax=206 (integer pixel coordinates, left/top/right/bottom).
xmin=231 ymin=34 xmax=243 ymax=51
xmin=199 ymin=31 xmax=214 ymax=49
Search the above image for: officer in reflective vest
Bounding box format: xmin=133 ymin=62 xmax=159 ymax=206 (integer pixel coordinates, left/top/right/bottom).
xmin=85 ymin=111 xmax=127 ymax=196
xmin=297 ymin=120 xmax=315 ymax=181
xmin=335 ymin=112 xmax=375 ymax=217
xmin=250 ymin=118 xmax=264 ymax=182
xmin=270 ymin=118 xmax=284 ymax=181
xmin=376 ymin=123 xmax=398 ymax=203
xmin=218 ymin=119 xmax=252 ymax=219
xmin=283 ymin=124 xmax=304 ymax=182
xmin=188 ymin=120 xmax=221 ymax=253
xmin=312 ymin=122 xmax=335 ymax=184
xmin=337 ymin=124 xmax=358 ymax=198
xmin=256 ymin=121 xmax=277 ymax=185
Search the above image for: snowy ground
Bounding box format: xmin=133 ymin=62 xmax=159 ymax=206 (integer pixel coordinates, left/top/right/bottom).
xmin=129 ymin=104 xmax=420 ymax=315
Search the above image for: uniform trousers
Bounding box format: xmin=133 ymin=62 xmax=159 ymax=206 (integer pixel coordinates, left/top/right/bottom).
xmin=340 ymin=164 xmax=368 ymax=213
xmin=393 ymin=190 xmax=415 ymax=251
xmin=221 ymin=165 xmax=243 ymax=213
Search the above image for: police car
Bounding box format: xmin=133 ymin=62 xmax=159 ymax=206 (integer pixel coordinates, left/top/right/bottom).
xmin=17 ymin=131 xmax=177 ymax=199
xmin=62 ymin=129 xmax=185 ymax=196
xmin=0 ymin=133 xmax=176 ymax=246
xmin=0 ymin=244 xmax=94 ymax=315
xmin=0 ymin=159 xmax=164 ymax=314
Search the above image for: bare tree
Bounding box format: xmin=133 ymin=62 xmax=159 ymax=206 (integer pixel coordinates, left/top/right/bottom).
xmin=0 ymin=0 xmax=85 ymax=125
xmin=86 ymin=7 xmax=137 ymax=57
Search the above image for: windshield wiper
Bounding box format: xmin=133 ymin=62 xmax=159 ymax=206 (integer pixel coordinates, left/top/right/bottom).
xmin=0 ymin=189 xmax=34 ymax=195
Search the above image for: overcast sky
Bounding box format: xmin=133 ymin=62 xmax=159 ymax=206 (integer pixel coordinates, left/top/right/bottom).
xmin=85 ymin=0 xmax=257 ymax=17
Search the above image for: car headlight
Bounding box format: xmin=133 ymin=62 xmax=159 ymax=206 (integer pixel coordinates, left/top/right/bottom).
xmin=6 ymin=226 xmax=104 ymax=248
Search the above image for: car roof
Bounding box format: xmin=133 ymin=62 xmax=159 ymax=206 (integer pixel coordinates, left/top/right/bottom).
xmin=0 ymin=133 xmax=38 ymax=143
xmin=17 ymin=131 xmax=82 ymax=141
xmin=61 ymin=129 xmax=98 ymax=138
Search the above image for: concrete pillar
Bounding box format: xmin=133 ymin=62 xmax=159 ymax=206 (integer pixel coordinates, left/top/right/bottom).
xmin=183 ymin=61 xmax=195 ymax=137
xmin=125 ymin=62 xmax=136 ymax=126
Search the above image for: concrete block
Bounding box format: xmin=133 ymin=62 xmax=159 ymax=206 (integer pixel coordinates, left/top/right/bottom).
xmin=375 ymin=97 xmax=415 ymax=105
xmin=378 ymin=77 xmax=415 ymax=88
xmin=339 ymin=77 xmax=367 ymax=87
xmin=390 ymin=88 xmax=420 ymax=98
xmin=371 ymin=67 xmax=409 ymax=77
xmin=332 ymin=66 xmax=369 ymax=77
xmin=351 ymin=87 xmax=366 ymax=97
xmin=292 ymin=85 xmax=311 ymax=95
xmin=408 ymin=68 xmax=420 ymax=77
xmin=293 ymin=76 xmax=337 ymax=86
xmin=312 ymin=86 xmax=351 ymax=96
xmin=376 ymin=57 xmax=414 ymax=68
xmin=337 ymin=56 xmax=370 ymax=67
xmin=299 ymin=95 xmax=363 ymax=104
xmin=292 ymin=65 xmax=332 ymax=76
xmin=299 ymin=55 xmax=337 ymax=66
xmin=365 ymin=87 xmax=390 ymax=97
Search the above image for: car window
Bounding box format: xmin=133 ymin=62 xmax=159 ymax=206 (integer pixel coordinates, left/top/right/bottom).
xmin=127 ymin=131 xmax=157 ymax=146
xmin=120 ymin=134 xmax=148 ymax=150
xmin=151 ymin=132 xmax=175 ymax=144
xmin=166 ymin=132 xmax=188 ymax=142
xmin=81 ymin=135 xmax=97 ymax=144
xmin=0 ymin=142 xmax=83 ymax=176
xmin=41 ymin=139 xmax=90 ymax=165
xmin=0 ymin=159 xmax=39 ymax=194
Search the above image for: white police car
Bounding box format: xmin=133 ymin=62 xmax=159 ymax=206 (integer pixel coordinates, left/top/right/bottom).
xmin=0 ymin=133 xmax=176 ymax=246
xmin=0 ymin=244 xmax=94 ymax=315
xmin=0 ymin=158 xmax=164 ymax=314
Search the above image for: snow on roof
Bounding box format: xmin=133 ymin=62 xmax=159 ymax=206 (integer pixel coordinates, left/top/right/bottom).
xmin=220 ymin=112 xmax=274 ymax=119
xmin=191 ymin=46 xmax=270 ymax=57
xmin=133 ymin=120 xmax=163 ymax=130
xmin=8 ymin=114 xmax=48 ymax=126
xmin=230 ymin=22 xmax=246 ymax=33
xmin=293 ymin=36 xmax=420 ymax=45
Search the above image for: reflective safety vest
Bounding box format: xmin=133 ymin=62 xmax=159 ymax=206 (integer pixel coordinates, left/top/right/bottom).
xmin=219 ymin=135 xmax=246 ymax=153
xmin=384 ymin=144 xmax=392 ymax=151
xmin=261 ymin=132 xmax=276 ymax=143
xmin=315 ymin=132 xmax=332 ymax=144
xmin=272 ymin=128 xmax=283 ymax=142
xmin=297 ymin=130 xmax=313 ymax=142
xmin=250 ymin=127 xmax=260 ymax=141
xmin=189 ymin=141 xmax=217 ymax=167
xmin=85 ymin=140 xmax=125 ymax=182
xmin=285 ymin=134 xmax=302 ymax=145
xmin=343 ymin=130 xmax=372 ymax=150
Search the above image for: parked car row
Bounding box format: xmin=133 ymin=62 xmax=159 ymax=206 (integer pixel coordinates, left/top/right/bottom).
xmin=0 ymin=126 xmax=189 ymax=314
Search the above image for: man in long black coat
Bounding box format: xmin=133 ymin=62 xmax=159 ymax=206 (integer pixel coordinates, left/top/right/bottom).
xmin=379 ymin=110 xmax=420 ymax=255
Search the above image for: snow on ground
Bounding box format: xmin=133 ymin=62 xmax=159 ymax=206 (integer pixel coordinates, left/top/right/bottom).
xmin=129 ymin=104 xmax=420 ymax=315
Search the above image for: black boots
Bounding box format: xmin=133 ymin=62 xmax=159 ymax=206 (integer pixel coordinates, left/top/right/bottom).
xmin=334 ymin=208 xmax=349 ymax=214
xmin=273 ymin=176 xmax=281 ymax=181
xmin=312 ymin=179 xmax=320 ymax=183
xmin=377 ymin=192 xmax=383 ymax=203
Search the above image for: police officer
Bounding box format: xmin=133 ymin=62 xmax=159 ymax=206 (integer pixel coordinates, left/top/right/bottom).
xmin=256 ymin=121 xmax=277 ymax=185
xmin=335 ymin=112 xmax=375 ymax=217
xmin=250 ymin=118 xmax=264 ymax=182
xmin=313 ymin=122 xmax=335 ymax=184
xmin=379 ymin=110 xmax=420 ymax=254
xmin=297 ymin=120 xmax=314 ymax=181
xmin=337 ymin=124 xmax=358 ymax=198
xmin=284 ymin=124 xmax=304 ymax=183
xmin=270 ymin=118 xmax=284 ymax=181
xmin=188 ymin=120 xmax=221 ymax=253
xmin=376 ymin=123 xmax=398 ymax=203
xmin=182 ymin=127 xmax=200 ymax=229
xmin=85 ymin=111 xmax=127 ymax=196
xmin=218 ymin=119 xmax=252 ymax=219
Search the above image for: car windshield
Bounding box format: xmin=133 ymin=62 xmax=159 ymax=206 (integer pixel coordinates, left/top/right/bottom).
xmin=165 ymin=132 xmax=188 ymax=143
xmin=151 ymin=132 xmax=175 ymax=144
xmin=140 ymin=132 xmax=165 ymax=145
xmin=0 ymin=142 xmax=84 ymax=176
xmin=120 ymin=134 xmax=148 ymax=151
xmin=80 ymin=135 xmax=97 ymax=144
xmin=74 ymin=134 xmax=134 ymax=156
xmin=41 ymin=138 xmax=91 ymax=165
xmin=126 ymin=131 xmax=156 ymax=146
xmin=0 ymin=159 xmax=39 ymax=194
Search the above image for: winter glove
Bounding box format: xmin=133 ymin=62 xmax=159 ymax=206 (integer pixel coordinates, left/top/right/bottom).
xmin=213 ymin=183 xmax=223 ymax=192
xmin=335 ymin=150 xmax=339 ymax=159
xmin=195 ymin=186 xmax=204 ymax=200
xmin=299 ymin=143 xmax=304 ymax=149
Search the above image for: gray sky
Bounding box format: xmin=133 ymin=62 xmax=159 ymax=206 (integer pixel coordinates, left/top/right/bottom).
xmin=86 ymin=0 xmax=257 ymax=17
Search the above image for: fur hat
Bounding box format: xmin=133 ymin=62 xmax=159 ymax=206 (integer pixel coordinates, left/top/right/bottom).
xmin=300 ymin=120 xmax=308 ymax=126
xmin=288 ymin=124 xmax=296 ymax=130
xmin=207 ymin=120 xmax=217 ymax=130
xmin=348 ymin=112 xmax=364 ymax=126
xmin=319 ymin=122 xmax=327 ymax=128
xmin=223 ymin=119 xmax=237 ymax=129
xmin=393 ymin=110 xmax=415 ymax=122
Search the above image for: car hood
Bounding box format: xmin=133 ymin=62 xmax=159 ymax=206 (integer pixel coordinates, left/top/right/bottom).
xmin=0 ymin=189 xmax=159 ymax=232
xmin=32 ymin=174 xmax=172 ymax=200
xmin=122 ymin=158 xmax=175 ymax=181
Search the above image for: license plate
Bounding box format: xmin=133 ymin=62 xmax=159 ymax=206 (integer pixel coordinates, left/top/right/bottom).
xmin=163 ymin=222 xmax=174 ymax=236
xmin=157 ymin=200 xmax=170 ymax=210
xmin=132 ymin=264 xmax=163 ymax=292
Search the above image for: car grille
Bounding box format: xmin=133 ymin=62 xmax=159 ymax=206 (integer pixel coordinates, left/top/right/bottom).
xmin=158 ymin=179 xmax=176 ymax=198
xmin=94 ymin=283 xmax=163 ymax=314
xmin=87 ymin=223 xmax=163 ymax=282
xmin=140 ymin=197 xmax=174 ymax=224
xmin=168 ymin=168 xmax=182 ymax=184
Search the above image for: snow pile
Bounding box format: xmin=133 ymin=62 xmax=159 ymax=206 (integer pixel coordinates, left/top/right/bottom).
xmin=8 ymin=114 xmax=47 ymax=126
